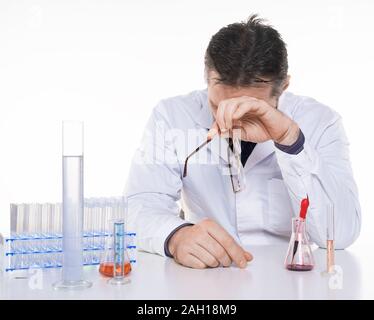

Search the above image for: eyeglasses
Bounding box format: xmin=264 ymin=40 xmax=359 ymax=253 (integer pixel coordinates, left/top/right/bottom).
xmin=183 ymin=137 xmax=212 ymax=178
xmin=227 ymin=137 xmax=246 ymax=193
xmin=182 ymin=134 xmax=246 ymax=193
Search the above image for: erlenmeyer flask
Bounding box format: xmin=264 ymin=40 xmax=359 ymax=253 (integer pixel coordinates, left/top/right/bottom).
xmin=99 ymin=198 xmax=132 ymax=283
xmin=284 ymin=217 xmax=314 ymax=271
xmin=99 ymin=219 xmax=131 ymax=284
xmin=99 ymin=249 xmax=132 ymax=278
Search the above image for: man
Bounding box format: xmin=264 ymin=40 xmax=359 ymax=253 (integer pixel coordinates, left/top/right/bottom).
xmin=125 ymin=15 xmax=361 ymax=269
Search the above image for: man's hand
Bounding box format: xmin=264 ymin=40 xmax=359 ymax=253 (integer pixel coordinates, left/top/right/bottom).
xmin=168 ymin=219 xmax=253 ymax=269
xmin=208 ymin=96 xmax=300 ymax=145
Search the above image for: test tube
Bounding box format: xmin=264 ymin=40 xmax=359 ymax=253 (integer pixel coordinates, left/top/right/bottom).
xmin=229 ymin=136 xmax=246 ymax=192
xmin=41 ymin=203 xmax=49 ymax=252
xmin=49 ymin=204 xmax=57 ymax=266
xmin=326 ymin=204 xmax=335 ymax=274
xmin=45 ymin=203 xmax=54 ymax=267
xmin=55 ymin=202 xmax=62 ymax=253
xmin=10 ymin=204 xmax=21 ymax=256
xmin=0 ymin=233 xmax=4 ymax=276
xmin=10 ymin=204 xmax=18 ymax=238
xmin=53 ymin=121 xmax=92 ymax=290
xmin=82 ymin=200 xmax=88 ymax=266
xmin=90 ymin=198 xmax=98 ymax=264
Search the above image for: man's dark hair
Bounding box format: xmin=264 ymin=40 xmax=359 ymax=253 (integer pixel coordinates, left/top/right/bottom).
xmin=205 ymin=14 xmax=288 ymax=96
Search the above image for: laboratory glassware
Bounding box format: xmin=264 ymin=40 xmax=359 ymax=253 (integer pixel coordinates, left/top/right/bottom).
xmin=53 ymin=121 xmax=92 ymax=290
xmin=324 ymin=204 xmax=335 ymax=274
xmin=107 ymin=220 xmax=131 ymax=285
xmin=99 ymin=227 xmax=132 ymax=279
xmin=183 ymin=131 xmax=246 ymax=193
xmin=0 ymin=233 xmax=4 ymax=276
xmin=6 ymin=200 xmax=137 ymax=272
xmin=99 ymin=198 xmax=132 ymax=280
xmin=227 ymin=136 xmax=246 ymax=192
xmin=284 ymin=198 xmax=314 ymax=271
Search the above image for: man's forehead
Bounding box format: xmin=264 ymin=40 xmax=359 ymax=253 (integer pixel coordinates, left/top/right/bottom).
xmin=208 ymin=82 xmax=272 ymax=105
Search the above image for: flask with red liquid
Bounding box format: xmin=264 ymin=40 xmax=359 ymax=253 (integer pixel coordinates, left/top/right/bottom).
xmin=99 ymin=255 xmax=132 ymax=277
xmin=284 ymin=198 xmax=315 ymax=271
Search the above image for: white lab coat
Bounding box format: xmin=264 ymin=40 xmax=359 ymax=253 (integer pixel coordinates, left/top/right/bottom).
xmin=124 ymin=89 xmax=361 ymax=256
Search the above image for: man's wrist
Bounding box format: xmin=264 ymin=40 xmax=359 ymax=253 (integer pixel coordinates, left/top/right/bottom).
xmin=274 ymin=122 xmax=300 ymax=146
xmin=164 ymin=223 xmax=194 ymax=257
xmin=274 ymin=129 xmax=305 ymax=155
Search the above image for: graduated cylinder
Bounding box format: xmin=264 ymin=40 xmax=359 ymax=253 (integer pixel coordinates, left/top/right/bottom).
xmin=53 ymin=121 xmax=91 ymax=289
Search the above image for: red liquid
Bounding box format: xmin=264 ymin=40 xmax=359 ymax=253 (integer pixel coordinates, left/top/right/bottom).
xmin=286 ymin=264 xmax=313 ymax=271
xmin=99 ymin=262 xmax=132 ymax=277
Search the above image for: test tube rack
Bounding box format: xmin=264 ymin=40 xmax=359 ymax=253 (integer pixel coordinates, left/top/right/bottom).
xmin=4 ymin=232 xmax=136 ymax=272
xmin=4 ymin=198 xmax=137 ymax=272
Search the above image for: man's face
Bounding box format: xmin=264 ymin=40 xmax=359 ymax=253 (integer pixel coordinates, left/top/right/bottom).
xmin=207 ymin=70 xmax=284 ymax=116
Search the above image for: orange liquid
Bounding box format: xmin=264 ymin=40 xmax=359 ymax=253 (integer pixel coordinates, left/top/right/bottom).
xmin=99 ymin=262 xmax=132 ymax=277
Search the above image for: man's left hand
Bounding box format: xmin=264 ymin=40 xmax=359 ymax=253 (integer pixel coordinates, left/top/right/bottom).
xmin=208 ymin=96 xmax=299 ymax=146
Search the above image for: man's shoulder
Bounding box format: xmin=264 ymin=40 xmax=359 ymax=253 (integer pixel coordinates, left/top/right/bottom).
xmin=150 ymin=89 xmax=207 ymax=128
xmin=281 ymin=91 xmax=340 ymax=123
xmin=281 ymin=91 xmax=342 ymax=143
xmin=154 ymin=89 xmax=206 ymax=115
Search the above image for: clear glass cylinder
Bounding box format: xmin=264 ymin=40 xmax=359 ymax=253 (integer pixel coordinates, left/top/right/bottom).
xmin=53 ymin=121 xmax=92 ymax=290
xmin=284 ymin=217 xmax=314 ymax=271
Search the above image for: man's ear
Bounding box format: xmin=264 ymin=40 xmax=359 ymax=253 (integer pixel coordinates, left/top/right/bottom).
xmin=282 ymin=75 xmax=291 ymax=91
xmin=204 ymin=67 xmax=209 ymax=84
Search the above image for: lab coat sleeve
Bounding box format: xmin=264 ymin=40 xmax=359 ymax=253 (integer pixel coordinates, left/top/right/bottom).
xmin=275 ymin=116 xmax=361 ymax=249
xmin=124 ymin=103 xmax=186 ymax=256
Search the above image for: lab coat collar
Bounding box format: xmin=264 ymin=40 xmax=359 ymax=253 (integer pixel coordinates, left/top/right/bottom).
xmin=195 ymin=88 xmax=214 ymax=130
xmin=243 ymin=140 xmax=275 ymax=171
xmin=195 ymin=89 xmax=230 ymax=163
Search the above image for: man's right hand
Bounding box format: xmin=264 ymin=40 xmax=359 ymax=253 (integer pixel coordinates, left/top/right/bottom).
xmin=168 ymin=218 xmax=253 ymax=269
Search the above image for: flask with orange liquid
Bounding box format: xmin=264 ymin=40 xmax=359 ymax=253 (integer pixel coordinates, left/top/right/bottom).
xmin=99 ymin=197 xmax=131 ymax=285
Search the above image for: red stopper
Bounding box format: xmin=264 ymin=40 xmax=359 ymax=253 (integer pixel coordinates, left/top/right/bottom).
xmin=299 ymin=197 xmax=309 ymax=219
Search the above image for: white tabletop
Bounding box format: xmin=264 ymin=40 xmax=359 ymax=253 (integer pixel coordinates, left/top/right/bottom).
xmin=1 ymin=244 xmax=373 ymax=300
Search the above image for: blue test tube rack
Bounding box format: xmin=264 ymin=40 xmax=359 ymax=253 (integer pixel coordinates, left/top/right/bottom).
xmin=4 ymin=232 xmax=137 ymax=272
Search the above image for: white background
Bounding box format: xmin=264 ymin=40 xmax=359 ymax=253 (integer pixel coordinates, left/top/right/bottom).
xmin=0 ymin=0 xmax=373 ymax=261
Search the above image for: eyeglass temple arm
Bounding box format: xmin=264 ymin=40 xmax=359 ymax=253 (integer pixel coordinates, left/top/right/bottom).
xmin=183 ymin=137 xmax=213 ymax=178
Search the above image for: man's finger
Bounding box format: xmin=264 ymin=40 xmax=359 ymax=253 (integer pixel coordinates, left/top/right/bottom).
xmin=244 ymin=251 xmax=253 ymax=261
xmin=207 ymin=121 xmax=220 ymax=140
xmin=190 ymin=244 xmax=220 ymax=268
xmin=223 ymin=101 xmax=239 ymax=131
xmin=181 ymin=253 xmax=207 ymax=269
xmin=232 ymin=100 xmax=262 ymax=120
xmin=206 ymin=223 xmax=248 ymax=268
xmin=216 ymin=100 xmax=230 ymax=132
xmin=197 ymin=234 xmax=232 ymax=267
